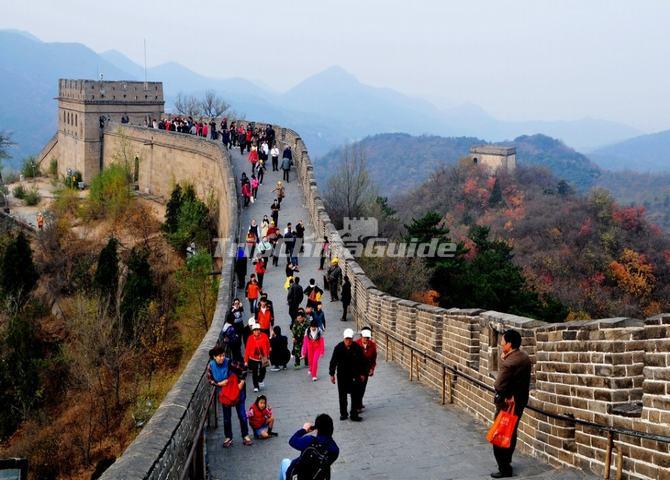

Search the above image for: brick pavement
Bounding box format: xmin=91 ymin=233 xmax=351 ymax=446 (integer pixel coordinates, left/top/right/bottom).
xmin=206 ymin=148 xmax=595 ymax=479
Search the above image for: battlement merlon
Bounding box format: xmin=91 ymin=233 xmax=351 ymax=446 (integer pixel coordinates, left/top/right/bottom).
xmin=57 ymin=79 xmax=164 ymax=104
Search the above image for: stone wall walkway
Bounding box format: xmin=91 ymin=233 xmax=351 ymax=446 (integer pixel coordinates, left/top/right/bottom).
xmin=206 ymin=148 xmax=595 ymax=479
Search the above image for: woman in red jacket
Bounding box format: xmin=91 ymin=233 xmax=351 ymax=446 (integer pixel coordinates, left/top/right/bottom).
xmin=245 ymin=321 xmax=271 ymax=393
xmin=355 ymin=327 xmax=377 ymax=412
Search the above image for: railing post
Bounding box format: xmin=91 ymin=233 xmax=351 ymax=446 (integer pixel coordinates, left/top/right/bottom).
xmin=385 ymin=333 xmax=389 ymax=362
xmin=409 ymin=349 xmax=414 ymax=381
xmin=448 ymin=372 xmax=453 ymax=404
xmin=615 ymin=445 xmax=623 ymax=480
xmin=604 ymin=431 xmax=613 ymax=480
xmin=441 ymin=366 xmax=446 ymax=405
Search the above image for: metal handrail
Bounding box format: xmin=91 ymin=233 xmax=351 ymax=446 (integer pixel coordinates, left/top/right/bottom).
xmin=380 ymin=328 xmax=670 ymax=444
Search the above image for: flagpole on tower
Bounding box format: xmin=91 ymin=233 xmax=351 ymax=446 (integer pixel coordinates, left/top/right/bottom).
xmin=144 ymin=38 xmax=148 ymax=90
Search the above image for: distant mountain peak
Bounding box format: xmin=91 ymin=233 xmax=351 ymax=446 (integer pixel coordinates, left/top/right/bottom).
xmin=0 ymin=29 xmax=41 ymax=42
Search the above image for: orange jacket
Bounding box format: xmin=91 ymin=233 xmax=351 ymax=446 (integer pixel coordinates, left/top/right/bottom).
xmin=246 ymin=282 xmax=260 ymax=300
xmin=256 ymin=307 xmax=273 ymax=330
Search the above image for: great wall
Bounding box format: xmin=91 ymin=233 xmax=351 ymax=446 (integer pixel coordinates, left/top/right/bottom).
xmin=32 ymin=80 xmax=669 ymax=479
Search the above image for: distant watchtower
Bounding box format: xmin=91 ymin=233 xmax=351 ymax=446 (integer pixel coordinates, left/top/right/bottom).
xmin=469 ymin=145 xmax=516 ymax=172
xmin=57 ymin=79 xmax=164 ymax=182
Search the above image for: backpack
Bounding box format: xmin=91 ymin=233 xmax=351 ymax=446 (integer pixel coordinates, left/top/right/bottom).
xmin=308 ymin=288 xmax=321 ymax=303
xmin=218 ymin=373 xmax=240 ymax=407
xmin=289 ymin=439 xmax=331 ymax=480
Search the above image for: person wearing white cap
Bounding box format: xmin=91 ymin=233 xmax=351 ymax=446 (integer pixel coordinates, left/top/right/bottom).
xmin=328 ymin=328 xmax=366 ymax=421
xmin=355 ymin=327 xmax=378 ymax=413
xmin=245 ymin=319 xmax=270 ymax=393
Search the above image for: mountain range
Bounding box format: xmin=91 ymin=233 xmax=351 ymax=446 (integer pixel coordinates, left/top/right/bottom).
xmin=588 ymin=129 xmax=670 ymax=172
xmin=1 ymin=29 xmax=661 ymax=172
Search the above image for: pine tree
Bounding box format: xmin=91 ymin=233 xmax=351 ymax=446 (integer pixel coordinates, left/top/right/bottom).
xmin=163 ymin=184 xmax=183 ymax=234
xmin=120 ymin=247 xmax=154 ymax=340
xmin=488 ymin=177 xmax=504 ymax=207
xmin=0 ymin=231 xmax=38 ymax=305
xmin=94 ymin=237 xmax=119 ymax=311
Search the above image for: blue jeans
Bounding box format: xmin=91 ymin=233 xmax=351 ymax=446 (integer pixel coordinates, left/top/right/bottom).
xmin=278 ymin=458 xmax=291 ymax=480
xmin=223 ymin=389 xmax=249 ymax=439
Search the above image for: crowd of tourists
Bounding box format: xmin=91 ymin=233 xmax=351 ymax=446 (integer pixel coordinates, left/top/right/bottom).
xmin=203 ymin=121 xmax=530 ymax=479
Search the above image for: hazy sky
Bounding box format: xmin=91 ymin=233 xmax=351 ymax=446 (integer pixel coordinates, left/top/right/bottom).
xmin=3 ymin=0 xmax=669 ymax=132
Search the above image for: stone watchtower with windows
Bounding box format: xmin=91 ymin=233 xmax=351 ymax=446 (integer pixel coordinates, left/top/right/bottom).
xmin=56 ymin=79 xmax=164 ymax=182
xmin=469 ymin=145 xmax=516 ymax=172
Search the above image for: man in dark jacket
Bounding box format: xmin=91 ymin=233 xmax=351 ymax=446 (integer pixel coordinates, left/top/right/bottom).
xmin=280 ymin=414 xmax=339 ymax=480
xmin=491 ymin=329 xmax=532 ymax=478
xmin=304 ymin=278 xmax=324 ymax=309
xmin=287 ymin=276 xmax=304 ymax=324
xmin=329 ymin=329 xmax=366 ymax=421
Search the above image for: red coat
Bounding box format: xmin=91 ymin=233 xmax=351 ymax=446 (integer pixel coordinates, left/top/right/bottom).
xmin=256 ymin=307 xmax=273 ymax=331
xmin=247 ymin=403 xmax=273 ymax=429
xmin=356 ymin=338 xmax=378 ymax=375
xmin=245 ymin=332 xmax=270 ymax=363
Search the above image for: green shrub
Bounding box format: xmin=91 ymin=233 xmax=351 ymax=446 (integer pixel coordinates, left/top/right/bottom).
xmin=21 ymin=157 xmax=39 ymax=178
xmin=87 ymin=164 xmax=133 ymax=219
xmin=52 ymin=188 xmax=81 ymax=217
xmin=24 ymin=187 xmax=41 ymax=206
xmin=12 ymin=184 xmax=26 ymax=199
xmin=49 ymin=158 xmax=58 ymax=177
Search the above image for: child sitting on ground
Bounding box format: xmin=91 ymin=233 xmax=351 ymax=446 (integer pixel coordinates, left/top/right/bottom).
xmin=270 ymin=326 xmax=291 ymax=371
xmin=248 ymin=395 xmax=277 ymax=439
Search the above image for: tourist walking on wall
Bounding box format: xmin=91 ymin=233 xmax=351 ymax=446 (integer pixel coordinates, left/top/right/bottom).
xmin=273 ymin=181 xmax=285 ymax=208
xmin=302 ymin=320 xmax=325 ymax=381
xmin=287 ymin=276 xmax=304 ymax=323
xmin=291 ymin=310 xmax=309 ymax=369
xmin=491 ymin=329 xmax=531 ymax=478
xmin=278 ymin=414 xmax=339 ymax=480
xmin=281 ymin=148 xmax=292 ymax=183
xmin=341 ymin=275 xmax=352 ymax=321
xmin=245 ymin=274 xmax=260 ymax=314
xmin=326 ymin=258 xmax=342 ymax=301
xmin=271 ymin=144 xmax=280 ymax=171
xmin=270 ymin=326 xmax=291 ymax=371
xmin=319 ymin=236 xmax=330 ymax=270
xmin=356 ymin=327 xmax=377 ymax=411
xmin=245 ymin=321 xmax=271 ymax=393
xmin=304 ymin=278 xmax=324 ymax=309
xmin=235 ymin=244 xmax=248 ymax=289
xmin=207 ymin=346 xmax=253 ymax=447
xmin=313 ymin=301 xmax=326 ymax=330
xmin=329 ymin=328 xmax=365 ymax=421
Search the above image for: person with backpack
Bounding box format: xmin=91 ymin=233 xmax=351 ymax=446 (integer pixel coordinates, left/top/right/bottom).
xmin=329 ymin=328 xmax=366 ymax=421
xmin=278 ymin=414 xmax=339 ymax=480
xmin=207 ymin=346 xmax=253 ymax=447
xmin=248 ymin=394 xmax=278 ymax=439
xmin=304 ymin=278 xmax=324 ymax=309
xmin=219 ymin=313 xmax=243 ymax=362
xmin=270 ymin=325 xmax=291 ymax=371
xmin=302 ymin=320 xmax=325 ymax=382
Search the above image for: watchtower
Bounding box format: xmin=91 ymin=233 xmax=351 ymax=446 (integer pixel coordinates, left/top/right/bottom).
xmin=57 ymin=79 xmax=164 ymax=182
xmin=469 ymin=145 xmax=516 ymax=172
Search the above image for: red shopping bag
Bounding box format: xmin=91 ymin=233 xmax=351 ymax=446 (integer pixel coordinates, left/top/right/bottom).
xmin=218 ymin=373 xmax=241 ymax=407
xmin=486 ymin=401 xmax=518 ymax=448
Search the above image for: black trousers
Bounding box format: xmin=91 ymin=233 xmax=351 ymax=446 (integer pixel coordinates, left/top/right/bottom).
xmin=272 ymin=156 xmax=279 ymax=171
xmin=283 ymin=169 xmax=290 ymax=182
xmin=248 ymin=359 xmax=266 ymax=389
xmin=337 ymin=379 xmax=362 ymax=417
xmin=342 ymin=302 xmax=349 ymax=320
xmin=330 ymin=283 xmax=339 ymax=301
xmin=493 ymin=405 xmax=524 ymax=473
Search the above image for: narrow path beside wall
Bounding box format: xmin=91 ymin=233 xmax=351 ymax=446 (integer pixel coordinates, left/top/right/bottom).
xmin=206 ymin=148 xmax=596 ymax=479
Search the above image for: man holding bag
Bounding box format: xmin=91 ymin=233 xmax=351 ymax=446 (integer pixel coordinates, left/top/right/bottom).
xmin=490 ymin=330 xmax=531 ymax=478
